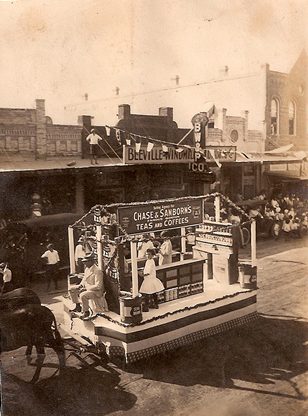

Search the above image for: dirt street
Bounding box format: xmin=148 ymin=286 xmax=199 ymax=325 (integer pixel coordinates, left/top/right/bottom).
xmin=1 ymin=238 xmax=307 ymax=416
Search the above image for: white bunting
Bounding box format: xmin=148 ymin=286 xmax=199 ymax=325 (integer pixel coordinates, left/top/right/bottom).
xmin=135 ymin=141 xmax=141 ymax=152
xmin=146 ymin=141 xmax=154 ymax=152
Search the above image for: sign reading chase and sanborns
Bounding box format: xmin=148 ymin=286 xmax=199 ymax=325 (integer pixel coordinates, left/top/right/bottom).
xmin=118 ymin=198 xmax=203 ymax=234
xmin=123 ymin=145 xmax=194 ymax=165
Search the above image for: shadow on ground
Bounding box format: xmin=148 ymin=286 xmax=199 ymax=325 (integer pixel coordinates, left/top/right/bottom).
xmin=130 ymin=315 xmax=307 ymax=400
xmin=2 ymin=364 xmax=137 ymax=416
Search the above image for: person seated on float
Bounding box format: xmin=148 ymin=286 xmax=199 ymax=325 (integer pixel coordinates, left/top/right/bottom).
xmin=69 ymin=252 xmax=105 ymax=319
xmin=140 ymin=249 xmax=164 ymax=311
xmin=158 ymin=231 xmax=173 ymax=265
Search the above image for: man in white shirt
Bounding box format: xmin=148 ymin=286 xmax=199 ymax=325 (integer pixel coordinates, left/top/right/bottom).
xmin=69 ymin=252 xmax=106 ymax=319
xmin=86 ymin=128 xmax=103 ymax=165
xmin=41 ymin=243 xmax=60 ymax=291
xmin=0 ymin=262 xmax=13 ymax=294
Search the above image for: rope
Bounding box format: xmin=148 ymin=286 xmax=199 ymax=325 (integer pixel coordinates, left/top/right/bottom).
xmin=100 ymin=137 xmax=122 ymax=162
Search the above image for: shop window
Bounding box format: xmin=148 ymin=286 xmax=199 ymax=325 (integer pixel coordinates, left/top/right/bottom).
xmin=230 ymin=129 xmax=239 ymax=143
xmin=288 ymin=101 xmax=296 ymax=135
xmin=270 ymin=98 xmax=279 ymax=135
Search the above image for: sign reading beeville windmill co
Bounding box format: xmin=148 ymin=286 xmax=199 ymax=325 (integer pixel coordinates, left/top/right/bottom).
xmin=118 ymin=198 xmax=203 ymax=235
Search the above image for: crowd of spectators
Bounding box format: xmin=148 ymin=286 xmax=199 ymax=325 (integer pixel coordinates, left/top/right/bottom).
xmin=229 ymin=190 xmax=308 ymax=240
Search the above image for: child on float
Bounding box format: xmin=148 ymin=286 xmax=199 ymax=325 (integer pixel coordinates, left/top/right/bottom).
xmin=140 ymin=248 xmax=164 ymax=311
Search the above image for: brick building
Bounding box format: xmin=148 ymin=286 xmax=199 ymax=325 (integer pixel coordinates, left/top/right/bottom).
xmin=265 ymin=51 xmax=307 ymax=151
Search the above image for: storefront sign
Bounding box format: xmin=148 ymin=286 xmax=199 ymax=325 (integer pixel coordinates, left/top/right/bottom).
xmin=205 ymin=146 xmax=236 ymax=162
xmin=118 ymin=198 xmax=203 ymax=234
xmin=123 ymin=145 xmax=236 ymax=165
xmin=123 ymin=145 xmax=195 ymax=165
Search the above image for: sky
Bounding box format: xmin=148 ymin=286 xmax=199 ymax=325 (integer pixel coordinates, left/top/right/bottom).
xmin=0 ymin=0 xmax=307 ymax=127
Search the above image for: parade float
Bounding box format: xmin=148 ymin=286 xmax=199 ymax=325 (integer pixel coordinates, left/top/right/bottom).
xmin=62 ymin=193 xmax=258 ymax=364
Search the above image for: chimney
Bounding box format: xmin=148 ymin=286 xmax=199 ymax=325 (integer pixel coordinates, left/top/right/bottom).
xmin=159 ymin=107 xmax=173 ymax=122
xmin=35 ymin=99 xmax=47 ymax=159
xmin=78 ymin=115 xmax=92 ymax=129
xmin=118 ymin=104 xmax=131 ymax=120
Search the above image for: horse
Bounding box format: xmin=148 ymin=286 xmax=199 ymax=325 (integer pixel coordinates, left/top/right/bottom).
xmin=0 ymin=287 xmax=41 ymax=311
xmin=0 ymin=304 xmax=65 ymax=382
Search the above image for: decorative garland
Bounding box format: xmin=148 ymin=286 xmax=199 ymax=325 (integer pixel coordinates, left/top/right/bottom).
xmin=70 ymin=193 xmax=251 ymax=244
xmin=95 ymin=289 xmax=255 ymax=328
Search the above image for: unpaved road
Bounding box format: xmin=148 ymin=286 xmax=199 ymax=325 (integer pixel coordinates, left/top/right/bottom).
xmin=1 ymin=239 xmax=307 ymax=416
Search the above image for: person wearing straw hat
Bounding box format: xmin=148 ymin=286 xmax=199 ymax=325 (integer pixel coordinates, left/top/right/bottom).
xmin=86 ymin=128 xmax=103 ymax=165
xmin=69 ymin=252 xmax=105 ymax=319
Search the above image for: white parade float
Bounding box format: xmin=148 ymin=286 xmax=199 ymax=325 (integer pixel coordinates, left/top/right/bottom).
xmin=62 ymin=193 xmax=258 ymax=364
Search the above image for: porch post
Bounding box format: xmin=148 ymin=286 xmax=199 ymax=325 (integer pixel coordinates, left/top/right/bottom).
xmin=130 ymin=240 xmax=139 ymax=298
xmin=214 ymin=195 xmax=220 ymax=222
xmin=68 ymin=226 xmax=75 ymax=274
xmin=251 ymin=219 xmax=257 ymax=267
xmin=96 ymin=225 xmax=103 ymax=270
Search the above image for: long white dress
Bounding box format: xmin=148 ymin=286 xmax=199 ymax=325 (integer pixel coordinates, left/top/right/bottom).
xmin=140 ymin=258 xmax=164 ymax=294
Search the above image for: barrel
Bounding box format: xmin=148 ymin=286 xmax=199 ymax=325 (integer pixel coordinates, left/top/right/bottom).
xmin=119 ymin=294 xmax=143 ymax=324
xmin=238 ymin=262 xmax=257 ymax=289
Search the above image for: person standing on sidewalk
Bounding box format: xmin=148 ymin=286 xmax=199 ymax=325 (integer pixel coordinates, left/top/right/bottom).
xmin=41 ymin=243 xmax=60 ymax=291
xmin=86 ymin=128 xmax=103 ymax=165
xmin=0 ymin=262 xmax=13 ymax=294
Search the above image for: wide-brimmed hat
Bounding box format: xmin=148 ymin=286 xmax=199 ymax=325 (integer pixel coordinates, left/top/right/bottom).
xmin=160 ymin=231 xmax=169 ymax=238
xmin=47 ymin=243 xmax=54 ymax=249
xmin=0 ymin=262 xmax=6 ymax=269
xmin=81 ymin=252 xmax=96 ymax=262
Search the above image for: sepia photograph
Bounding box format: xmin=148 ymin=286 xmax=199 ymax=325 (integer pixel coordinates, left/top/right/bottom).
xmin=0 ymin=0 xmax=307 ymax=415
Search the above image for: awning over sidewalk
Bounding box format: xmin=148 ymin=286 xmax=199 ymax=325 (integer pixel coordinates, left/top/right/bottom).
xmin=234 ymin=151 xmax=304 ymax=164
xmin=0 ymin=157 xmax=124 ymax=173
xmin=265 ymin=171 xmax=308 ymax=181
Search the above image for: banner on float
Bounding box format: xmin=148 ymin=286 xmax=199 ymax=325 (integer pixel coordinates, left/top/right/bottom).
xmin=118 ymin=198 xmax=203 ymax=234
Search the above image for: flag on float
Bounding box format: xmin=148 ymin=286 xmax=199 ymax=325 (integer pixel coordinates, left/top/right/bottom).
xmin=162 ymin=144 xmax=168 ymax=153
xmin=175 ymin=146 xmax=184 ymax=153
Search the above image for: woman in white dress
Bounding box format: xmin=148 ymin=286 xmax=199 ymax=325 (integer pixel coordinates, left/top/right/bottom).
xmin=140 ymin=249 xmax=164 ymax=311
